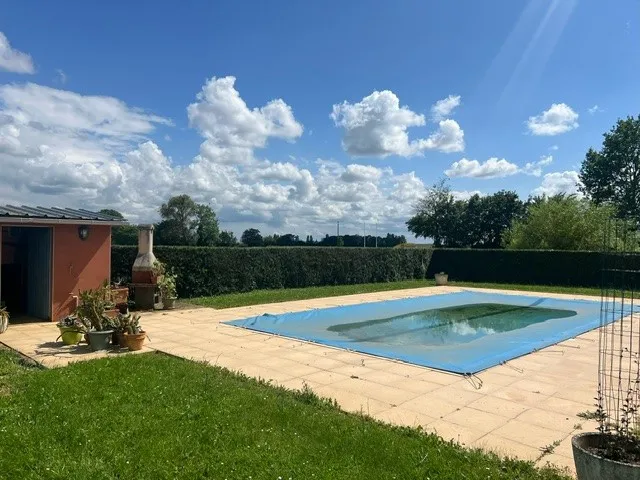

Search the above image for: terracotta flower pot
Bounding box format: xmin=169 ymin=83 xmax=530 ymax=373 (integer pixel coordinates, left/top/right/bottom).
xmin=124 ymin=331 xmax=146 ymax=351
xmin=117 ymin=332 xmax=127 ymax=347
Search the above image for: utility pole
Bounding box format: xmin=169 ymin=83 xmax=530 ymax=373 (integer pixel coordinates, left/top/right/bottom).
xmin=337 ymin=221 xmax=340 ymax=247
xmin=363 ymin=222 xmax=366 ymax=248
xmin=375 ymin=222 xmax=378 ymax=248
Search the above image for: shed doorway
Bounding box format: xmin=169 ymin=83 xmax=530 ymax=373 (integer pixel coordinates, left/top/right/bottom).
xmin=0 ymin=226 xmax=52 ymax=321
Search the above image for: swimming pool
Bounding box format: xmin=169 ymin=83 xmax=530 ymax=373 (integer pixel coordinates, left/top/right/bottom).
xmin=226 ymin=290 xmax=607 ymax=374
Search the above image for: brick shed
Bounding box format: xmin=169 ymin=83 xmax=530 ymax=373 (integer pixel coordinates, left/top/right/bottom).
xmin=0 ymin=205 xmax=126 ymax=321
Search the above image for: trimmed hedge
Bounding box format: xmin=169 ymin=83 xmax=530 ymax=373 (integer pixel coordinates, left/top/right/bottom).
xmin=426 ymin=249 xmax=604 ymax=287
xmin=111 ymin=246 xmax=432 ymax=298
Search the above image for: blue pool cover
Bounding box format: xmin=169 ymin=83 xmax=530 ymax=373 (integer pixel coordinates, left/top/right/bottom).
xmin=226 ymin=290 xmax=610 ymax=374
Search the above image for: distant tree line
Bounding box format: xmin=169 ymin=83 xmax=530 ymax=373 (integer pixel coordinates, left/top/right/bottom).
xmin=106 ymin=195 xmax=406 ymax=248
xmin=407 ymin=115 xmax=640 ymax=251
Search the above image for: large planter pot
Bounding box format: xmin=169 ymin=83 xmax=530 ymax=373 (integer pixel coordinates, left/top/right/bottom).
xmin=104 ymin=308 xmax=119 ymax=319
xmin=58 ymin=327 xmax=83 ymax=345
xmin=117 ymin=332 xmax=127 ymax=347
xmin=87 ymin=330 xmax=114 ymax=352
xmin=124 ymin=331 xmax=146 ymax=351
xmin=572 ymin=432 xmax=640 ymax=480
xmin=434 ymin=273 xmax=449 ymax=286
xmin=110 ymin=287 xmax=129 ymax=305
xmin=0 ymin=314 xmax=8 ymax=334
xmin=162 ymin=297 xmax=177 ymax=310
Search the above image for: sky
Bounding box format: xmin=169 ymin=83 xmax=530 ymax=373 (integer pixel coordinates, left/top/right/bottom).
xmin=0 ymin=0 xmax=639 ymax=239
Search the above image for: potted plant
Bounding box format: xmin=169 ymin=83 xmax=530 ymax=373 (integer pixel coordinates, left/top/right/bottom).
xmin=434 ymin=272 xmax=448 ymax=286
xmin=110 ymin=280 xmax=129 ymax=305
xmin=123 ymin=314 xmax=146 ymax=351
xmin=77 ymin=287 xmax=114 ymax=352
xmin=56 ymin=315 xmax=86 ymax=345
xmin=572 ymin=225 xmax=640 ymax=479
xmin=158 ymin=270 xmax=178 ymax=309
xmin=114 ymin=312 xmax=134 ymax=347
xmin=151 ymin=260 xmax=165 ymax=285
xmin=0 ymin=304 xmax=8 ymax=334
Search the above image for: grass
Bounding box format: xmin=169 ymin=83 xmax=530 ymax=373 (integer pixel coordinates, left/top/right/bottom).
xmin=187 ymin=280 xmax=601 ymax=309
xmin=0 ymin=349 xmax=570 ymax=480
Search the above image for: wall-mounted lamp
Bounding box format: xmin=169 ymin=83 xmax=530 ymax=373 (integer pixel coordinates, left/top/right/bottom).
xmin=78 ymin=225 xmax=90 ymax=240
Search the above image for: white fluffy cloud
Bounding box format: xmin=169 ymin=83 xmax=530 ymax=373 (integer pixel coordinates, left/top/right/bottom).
xmin=340 ymin=164 xmax=385 ymax=183
xmin=431 ymin=95 xmax=461 ymax=121
xmin=588 ymin=105 xmax=602 ymax=115
xmin=527 ymin=103 xmax=579 ymax=136
xmin=451 ymin=190 xmax=483 ymax=201
xmin=445 ymin=157 xmax=520 ymax=179
xmin=0 ymin=32 xmax=34 ymax=74
xmin=532 ymin=171 xmax=583 ymax=197
xmin=523 ymin=155 xmax=553 ymax=177
xmin=0 ymin=77 xmax=428 ymax=235
xmin=331 ymin=90 xmax=464 ymax=157
xmin=188 ymin=76 xmax=303 ymax=149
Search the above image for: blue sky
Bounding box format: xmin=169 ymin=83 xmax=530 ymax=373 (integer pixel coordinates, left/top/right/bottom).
xmin=0 ymin=1 xmax=638 ymax=237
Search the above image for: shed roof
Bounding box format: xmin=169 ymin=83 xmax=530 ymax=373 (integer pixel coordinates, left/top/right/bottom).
xmin=0 ymin=205 xmax=128 ymax=225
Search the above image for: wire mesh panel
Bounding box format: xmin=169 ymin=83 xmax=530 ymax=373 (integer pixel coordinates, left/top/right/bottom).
xmin=599 ymin=219 xmax=640 ymax=438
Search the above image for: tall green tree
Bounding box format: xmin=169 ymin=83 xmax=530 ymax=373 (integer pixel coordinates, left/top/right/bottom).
xmin=407 ymin=182 xmax=523 ymax=248
xmin=241 ymin=228 xmax=264 ymax=247
xmin=580 ymin=115 xmax=640 ymax=218
xmin=195 ymin=204 xmax=220 ymax=246
xmin=99 ymin=209 xmax=138 ymax=245
xmin=406 ymin=180 xmax=463 ymax=247
xmin=217 ymin=230 xmax=238 ymax=246
xmin=504 ymin=195 xmax=616 ymax=250
xmin=156 ymin=195 xmax=220 ymax=246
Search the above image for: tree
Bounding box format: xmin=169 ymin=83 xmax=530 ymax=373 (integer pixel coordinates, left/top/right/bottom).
xmin=99 ymin=209 xmax=138 ymax=245
xmin=504 ymin=195 xmax=616 ymax=250
xmin=195 ymin=204 xmax=219 ymax=246
xmin=217 ymin=230 xmax=238 ymax=246
xmin=406 ymin=180 xmax=463 ymax=247
xmin=580 ymin=115 xmax=640 ymax=219
xmin=407 ymin=181 xmax=523 ymax=248
xmin=467 ymin=191 xmax=525 ymax=248
xmin=241 ymin=228 xmax=264 ymax=247
xmin=156 ymin=195 xmax=220 ymax=246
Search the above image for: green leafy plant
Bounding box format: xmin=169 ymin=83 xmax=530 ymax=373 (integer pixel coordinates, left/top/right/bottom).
xmin=124 ymin=313 xmax=143 ymax=334
xmin=158 ymin=271 xmax=178 ymax=300
xmin=76 ymin=285 xmax=111 ymax=331
xmin=56 ymin=315 xmax=88 ymax=333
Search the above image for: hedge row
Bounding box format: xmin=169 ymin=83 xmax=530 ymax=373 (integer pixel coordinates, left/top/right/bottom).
xmin=111 ymin=246 xmax=640 ymax=298
xmin=111 ymin=246 xmax=433 ymax=298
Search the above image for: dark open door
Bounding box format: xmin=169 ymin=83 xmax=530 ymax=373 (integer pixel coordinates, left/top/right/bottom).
xmin=26 ymin=227 xmax=52 ymax=320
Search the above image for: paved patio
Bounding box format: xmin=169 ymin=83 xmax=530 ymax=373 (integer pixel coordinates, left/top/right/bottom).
xmin=0 ymin=286 xmax=604 ymax=475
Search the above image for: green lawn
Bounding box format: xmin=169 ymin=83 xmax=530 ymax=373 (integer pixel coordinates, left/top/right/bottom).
xmin=0 ymin=349 xmax=569 ymax=479
xmin=187 ymin=280 xmax=601 ymax=309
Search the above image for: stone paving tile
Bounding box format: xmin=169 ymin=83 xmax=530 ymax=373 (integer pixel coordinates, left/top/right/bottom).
xmin=399 ymin=393 xmax=463 ymax=419
xmin=331 ymin=378 xmax=421 ymax=406
xmin=428 ymin=384 xmax=485 ymax=406
xmin=492 ymin=419 xmax=568 ymax=450
xmin=515 ymin=407 xmax=581 ymax=434
xmin=426 ymin=419 xmax=488 ymax=447
xmin=473 ymin=433 xmax=542 ymax=461
xmin=374 ymin=406 xmax=437 ymax=428
xmin=443 ymin=406 xmax=511 ymax=432
xmin=466 ymin=395 xmax=530 ymax=418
